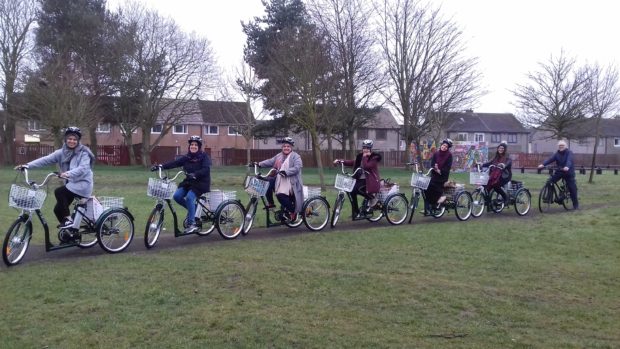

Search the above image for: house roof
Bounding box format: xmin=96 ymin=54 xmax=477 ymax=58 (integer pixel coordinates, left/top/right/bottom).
xmin=564 ymin=118 xmax=620 ymax=138
xmin=364 ymin=108 xmax=400 ymax=129
xmin=444 ymin=111 xmax=528 ymax=133
xmin=198 ymin=100 xmax=251 ymax=125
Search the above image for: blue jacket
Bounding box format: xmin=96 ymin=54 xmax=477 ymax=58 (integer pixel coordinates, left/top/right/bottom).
xmin=162 ymin=152 xmax=212 ymax=195
xmin=543 ymin=149 xmax=575 ymax=176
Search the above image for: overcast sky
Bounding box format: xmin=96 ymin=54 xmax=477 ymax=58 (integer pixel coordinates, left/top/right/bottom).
xmin=107 ymin=0 xmax=619 ymax=114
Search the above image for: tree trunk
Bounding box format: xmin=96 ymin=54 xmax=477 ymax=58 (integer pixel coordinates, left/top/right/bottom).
xmin=1 ymin=119 xmax=16 ymax=165
xmin=141 ymin=131 xmax=151 ymax=167
xmin=310 ymin=130 xmax=325 ymax=189
xmin=88 ymin=126 xmax=98 ymax=157
xmin=588 ymin=115 xmax=602 ymax=183
xmin=325 ymin=129 xmax=334 ymax=166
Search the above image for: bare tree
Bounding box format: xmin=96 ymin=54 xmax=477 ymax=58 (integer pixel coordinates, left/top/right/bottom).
xmin=376 ymin=0 xmax=482 ymax=157
xmin=120 ymin=3 xmax=218 ymax=166
xmin=585 ymin=63 xmax=620 ymax=183
xmin=0 ymin=0 xmax=37 ymax=164
xmin=307 ymin=0 xmax=383 ymax=160
xmin=513 ymin=51 xmax=590 ymax=139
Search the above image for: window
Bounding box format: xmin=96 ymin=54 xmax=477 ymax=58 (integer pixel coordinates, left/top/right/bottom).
xmin=151 ymin=124 xmax=163 ymax=133
xmin=614 ymin=138 xmax=620 ymax=147
xmin=96 ymin=123 xmax=111 ymax=133
xmin=173 ymin=124 xmax=187 ymax=134
xmin=357 ymin=128 xmax=368 ymax=139
xmin=456 ymin=133 xmax=468 ymax=141
xmin=204 ymin=125 xmax=219 ymax=135
xmin=474 ymin=133 xmax=484 ymax=142
xmin=375 ymin=129 xmax=387 ymax=141
xmin=120 ymin=124 xmax=138 ymax=134
xmin=491 ymin=133 xmax=502 ymax=143
xmin=228 ymin=126 xmax=241 ymax=136
xmin=27 ymin=121 xmax=45 ymax=131
xmin=507 ymin=133 xmax=518 ymax=143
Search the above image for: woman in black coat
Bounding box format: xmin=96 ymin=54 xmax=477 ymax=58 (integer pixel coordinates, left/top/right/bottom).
xmin=425 ymin=139 xmax=453 ymax=213
xmin=153 ymin=136 xmax=211 ymax=233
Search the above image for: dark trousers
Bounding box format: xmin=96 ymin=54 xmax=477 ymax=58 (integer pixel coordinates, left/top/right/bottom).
xmin=550 ymin=172 xmax=579 ymax=208
xmin=266 ymin=176 xmax=295 ymax=213
xmin=54 ymin=186 xmax=81 ymax=223
xmin=350 ymin=180 xmax=371 ymax=215
xmin=265 ymin=176 xmax=276 ymax=206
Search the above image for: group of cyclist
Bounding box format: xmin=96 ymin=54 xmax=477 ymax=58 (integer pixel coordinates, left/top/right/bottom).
xmin=14 ymin=127 xmax=581 ymax=241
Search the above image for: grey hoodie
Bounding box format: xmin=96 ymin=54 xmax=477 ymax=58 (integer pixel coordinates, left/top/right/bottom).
xmin=27 ymin=144 xmax=95 ymax=198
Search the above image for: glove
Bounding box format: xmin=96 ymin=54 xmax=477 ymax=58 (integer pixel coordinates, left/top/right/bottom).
xmin=187 ymin=173 xmax=197 ymax=180
xmin=278 ymin=170 xmax=287 ymax=177
xmin=150 ymin=165 xmax=160 ymax=172
xmin=14 ymin=164 xmax=28 ymax=171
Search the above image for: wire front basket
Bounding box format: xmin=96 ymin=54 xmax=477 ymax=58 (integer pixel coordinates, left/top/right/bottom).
xmin=469 ymin=172 xmax=489 ymax=186
xmin=99 ymin=196 xmax=124 ymax=210
xmin=303 ymin=186 xmax=321 ymax=200
xmin=147 ymin=178 xmax=177 ymax=200
xmin=410 ymin=173 xmax=431 ymax=189
xmin=206 ymin=190 xmax=237 ymax=211
xmin=244 ymin=176 xmax=270 ymax=197
xmin=8 ymin=184 xmax=47 ymax=210
xmin=334 ymin=173 xmax=356 ymax=192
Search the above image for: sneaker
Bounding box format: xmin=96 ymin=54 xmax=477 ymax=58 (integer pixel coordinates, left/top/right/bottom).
xmin=289 ymin=212 xmax=297 ymax=222
xmin=184 ymin=224 xmax=199 ymax=234
xmin=58 ymin=219 xmax=74 ymax=229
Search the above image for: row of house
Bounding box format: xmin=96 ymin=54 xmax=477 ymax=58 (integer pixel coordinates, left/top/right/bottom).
xmin=12 ymin=100 xmax=620 ymax=165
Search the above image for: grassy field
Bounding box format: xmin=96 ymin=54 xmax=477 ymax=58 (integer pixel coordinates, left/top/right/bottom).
xmin=0 ymin=165 xmax=618 ymax=348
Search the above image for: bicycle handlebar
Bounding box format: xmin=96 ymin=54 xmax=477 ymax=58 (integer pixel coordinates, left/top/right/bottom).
xmin=405 ymin=162 xmax=432 ymax=176
xmin=155 ymin=166 xmax=185 ymax=181
xmin=335 ymin=160 xmax=364 ymax=177
xmin=249 ymin=162 xmax=277 ymax=178
xmin=16 ymin=168 xmax=60 ymax=189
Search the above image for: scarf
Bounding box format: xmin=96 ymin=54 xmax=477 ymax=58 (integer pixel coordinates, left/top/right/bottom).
xmin=61 ymin=143 xmax=95 ymax=172
xmin=275 ymin=153 xmax=292 ymax=195
xmin=434 ymin=149 xmax=451 ymax=169
xmin=187 ymin=148 xmax=205 ymax=163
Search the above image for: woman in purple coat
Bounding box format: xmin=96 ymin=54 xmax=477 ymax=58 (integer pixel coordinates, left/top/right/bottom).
xmin=333 ymin=139 xmax=382 ymax=218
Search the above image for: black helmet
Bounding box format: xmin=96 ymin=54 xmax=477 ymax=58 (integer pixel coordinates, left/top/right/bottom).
xmin=498 ymin=142 xmax=508 ymax=150
xmin=64 ymin=126 xmax=82 ymax=140
xmin=362 ymin=139 xmax=374 ymax=149
xmin=188 ymin=135 xmax=203 ymax=147
xmin=281 ymin=137 xmax=295 ymax=146
xmin=441 ymin=138 xmax=453 ymax=149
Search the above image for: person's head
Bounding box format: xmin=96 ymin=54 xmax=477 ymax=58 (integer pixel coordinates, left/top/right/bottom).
xmin=64 ymin=126 xmax=82 ymax=149
xmin=281 ymin=137 xmax=294 ymax=155
xmin=440 ymin=138 xmax=453 ymax=152
xmin=361 ymin=139 xmax=374 ymax=155
xmin=188 ymin=135 xmax=203 ymax=153
xmin=558 ymin=140 xmax=568 ymax=151
xmin=496 ymin=142 xmax=508 ymax=156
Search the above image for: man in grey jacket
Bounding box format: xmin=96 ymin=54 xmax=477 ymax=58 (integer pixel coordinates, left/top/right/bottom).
xmin=16 ymin=127 xmax=96 ymax=230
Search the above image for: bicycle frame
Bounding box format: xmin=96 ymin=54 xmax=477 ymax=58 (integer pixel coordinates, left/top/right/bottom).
xmin=334 ymin=162 xmax=378 ymax=220
xmin=245 ymin=164 xmax=297 ymax=229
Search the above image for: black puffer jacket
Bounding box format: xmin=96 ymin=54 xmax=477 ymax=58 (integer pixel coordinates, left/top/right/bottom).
xmin=161 ymin=153 xmax=212 ymax=195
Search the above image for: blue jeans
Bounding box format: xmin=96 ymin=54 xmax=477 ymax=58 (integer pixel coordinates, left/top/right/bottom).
xmin=173 ymin=187 xmax=198 ymax=225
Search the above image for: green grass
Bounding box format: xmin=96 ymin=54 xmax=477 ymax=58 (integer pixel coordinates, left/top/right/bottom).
xmin=0 ymin=165 xmax=619 ymax=348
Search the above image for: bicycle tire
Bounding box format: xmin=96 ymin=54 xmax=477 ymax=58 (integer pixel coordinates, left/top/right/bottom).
xmin=365 ymin=199 xmax=384 ymax=222
xmin=454 ymin=191 xmax=473 ymax=221
xmin=144 ymin=205 xmax=164 ymax=249
xmin=331 ymin=194 xmax=345 ymax=228
xmin=514 ymin=189 xmax=531 ymax=216
xmin=77 ymin=221 xmax=98 ymax=248
xmin=215 ymin=200 xmax=244 ymax=239
xmin=538 ymin=184 xmax=553 ymax=213
xmin=560 ymin=181 xmax=571 ymax=210
xmin=2 ymin=217 xmax=32 ymax=266
xmin=408 ymin=190 xmax=421 ymax=224
xmin=470 ymin=188 xmax=485 ymax=218
xmin=384 ymin=193 xmax=408 ymax=225
xmin=196 ymin=204 xmax=216 ymax=236
xmin=97 ymin=208 xmax=135 ymax=253
xmin=302 ymin=196 xmax=330 ymax=231
xmin=243 ymin=199 xmax=258 ymax=235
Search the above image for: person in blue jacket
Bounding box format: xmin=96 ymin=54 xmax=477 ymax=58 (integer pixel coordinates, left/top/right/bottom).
xmin=152 ymin=136 xmax=212 ymax=233
xmin=538 ymin=140 xmax=579 ymax=210
xmin=16 ymin=127 xmax=95 ymax=232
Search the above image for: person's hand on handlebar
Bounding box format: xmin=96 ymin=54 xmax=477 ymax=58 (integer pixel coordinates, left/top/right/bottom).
xmin=278 ymin=170 xmax=287 ymax=177
xmin=14 ymin=164 xmax=28 ymax=171
xmin=537 ymin=164 xmax=544 ymax=169
xmin=333 ymin=159 xmax=342 ymax=165
xmin=150 ymin=164 xmax=161 ymax=172
xmin=60 ymin=172 xmax=70 ymax=179
xmin=187 ymin=173 xmax=197 ymax=180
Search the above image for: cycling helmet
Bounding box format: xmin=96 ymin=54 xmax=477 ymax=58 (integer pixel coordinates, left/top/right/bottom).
xmin=64 ymin=126 xmax=82 ymax=140
xmin=441 ymin=138 xmax=453 ymax=149
xmin=281 ymin=137 xmax=295 ymax=146
xmin=188 ymin=135 xmax=203 ymax=147
xmin=362 ymin=139 xmax=374 ymax=149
